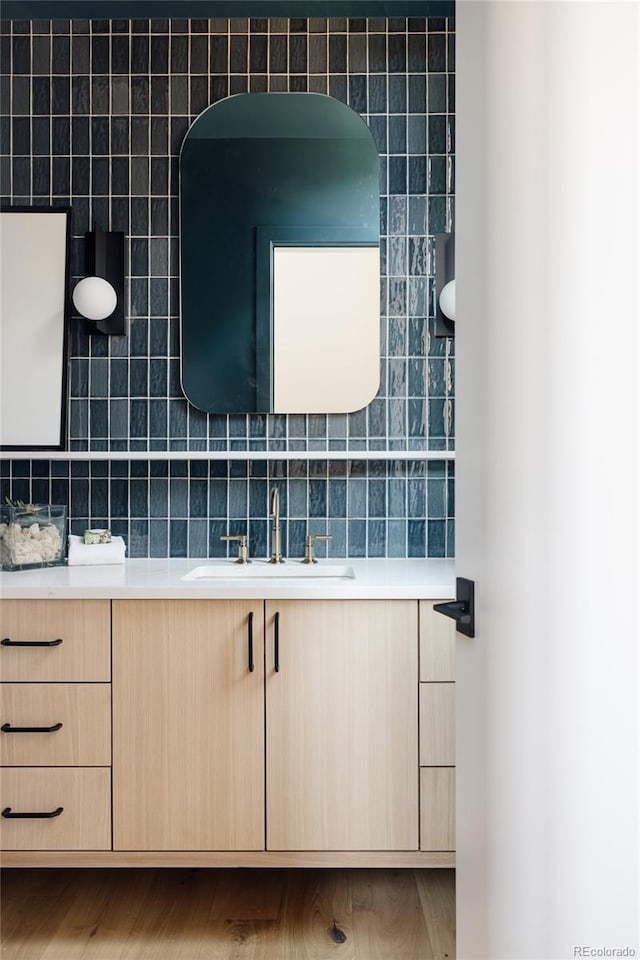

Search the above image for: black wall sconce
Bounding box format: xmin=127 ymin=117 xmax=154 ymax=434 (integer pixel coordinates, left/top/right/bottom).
xmin=72 ymin=230 xmax=125 ymax=335
xmin=435 ymin=232 xmax=455 ymax=337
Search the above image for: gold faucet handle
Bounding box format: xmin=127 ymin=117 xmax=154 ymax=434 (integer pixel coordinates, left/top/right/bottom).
xmin=303 ymin=534 xmax=332 ymax=565
xmin=220 ymin=534 xmax=251 ymax=564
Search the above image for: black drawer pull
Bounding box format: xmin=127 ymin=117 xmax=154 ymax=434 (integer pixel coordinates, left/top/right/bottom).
xmin=1 ymin=638 xmax=63 ymax=648
xmin=1 ymin=722 xmax=63 ymax=734
xmin=247 ymin=611 xmax=254 ymax=673
xmin=274 ymin=611 xmax=280 ymax=673
xmin=2 ymin=806 xmax=63 ymax=819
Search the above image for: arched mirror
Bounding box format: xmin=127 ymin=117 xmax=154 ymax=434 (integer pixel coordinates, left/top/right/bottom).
xmin=180 ymin=93 xmax=380 ymax=415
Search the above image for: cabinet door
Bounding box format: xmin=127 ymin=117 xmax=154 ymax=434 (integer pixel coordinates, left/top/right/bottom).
xmin=0 ymin=683 xmax=111 ymax=766
xmin=265 ymin=600 xmax=418 ymax=851
xmin=0 ymin=768 xmax=111 ymax=851
xmin=419 ymin=600 xmax=455 ymax=681
xmin=0 ymin=600 xmax=110 ymax=682
xmin=113 ymin=600 xmax=264 ymax=851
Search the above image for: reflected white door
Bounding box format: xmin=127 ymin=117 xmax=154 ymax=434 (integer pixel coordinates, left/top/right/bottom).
xmin=272 ymin=246 xmax=379 ymax=413
xmin=455 ymin=3 xmax=639 ymax=958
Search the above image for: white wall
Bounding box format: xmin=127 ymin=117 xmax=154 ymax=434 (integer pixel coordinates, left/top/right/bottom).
xmin=456 ymin=3 xmax=639 ymax=957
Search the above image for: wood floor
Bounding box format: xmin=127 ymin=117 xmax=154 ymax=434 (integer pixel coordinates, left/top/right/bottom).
xmin=0 ymin=868 xmax=455 ymax=960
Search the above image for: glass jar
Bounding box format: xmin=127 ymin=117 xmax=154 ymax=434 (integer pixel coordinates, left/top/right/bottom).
xmin=0 ymin=505 xmax=67 ymax=571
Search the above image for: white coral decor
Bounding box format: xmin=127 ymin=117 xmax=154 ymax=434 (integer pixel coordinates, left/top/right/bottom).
xmin=0 ymin=507 xmax=66 ymax=569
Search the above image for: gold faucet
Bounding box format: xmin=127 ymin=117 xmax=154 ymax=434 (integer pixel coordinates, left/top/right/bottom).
xmin=269 ymin=487 xmax=284 ymax=563
xmin=219 ymin=534 xmax=250 ymax=564
xmin=302 ymin=533 xmax=332 ymax=564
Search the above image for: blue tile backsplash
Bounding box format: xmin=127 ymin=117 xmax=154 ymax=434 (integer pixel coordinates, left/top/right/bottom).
xmin=0 ymin=15 xmax=455 ymax=559
xmin=0 ymin=458 xmax=454 ymax=559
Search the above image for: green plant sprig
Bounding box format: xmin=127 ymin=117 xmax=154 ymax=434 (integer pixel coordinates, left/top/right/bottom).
xmin=4 ymin=498 xmax=41 ymax=514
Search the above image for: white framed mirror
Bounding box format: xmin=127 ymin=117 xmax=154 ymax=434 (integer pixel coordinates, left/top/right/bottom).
xmin=0 ymin=207 xmax=70 ymax=450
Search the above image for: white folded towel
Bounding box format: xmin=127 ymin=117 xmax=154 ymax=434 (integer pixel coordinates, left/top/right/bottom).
xmin=67 ymin=534 xmax=126 ymax=566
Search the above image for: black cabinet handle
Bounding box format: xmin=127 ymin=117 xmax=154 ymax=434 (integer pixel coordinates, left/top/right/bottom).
xmin=274 ymin=611 xmax=280 ymax=673
xmin=2 ymin=806 xmax=63 ymax=819
xmin=1 ymin=722 xmax=63 ymax=734
xmin=434 ymin=577 xmax=476 ymax=638
xmin=247 ymin=611 xmax=254 ymax=673
xmin=1 ymin=638 xmax=63 ymax=647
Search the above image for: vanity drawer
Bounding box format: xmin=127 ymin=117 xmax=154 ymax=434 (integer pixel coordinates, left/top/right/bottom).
xmin=0 ymin=767 xmax=111 ymax=850
xmin=420 ymin=767 xmax=455 ymax=852
xmin=420 ymin=600 xmax=455 ymax=681
xmin=419 ymin=682 xmax=455 ymax=766
xmin=0 ymin=601 xmax=110 ymax=682
xmin=0 ymin=684 xmax=111 ymax=767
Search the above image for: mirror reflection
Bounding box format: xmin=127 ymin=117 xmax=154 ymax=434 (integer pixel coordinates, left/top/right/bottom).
xmin=180 ymin=93 xmax=380 ymax=415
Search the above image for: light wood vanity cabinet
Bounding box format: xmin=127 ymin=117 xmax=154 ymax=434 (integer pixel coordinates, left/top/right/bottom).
xmin=113 ymin=599 xmax=421 ymax=855
xmin=0 ymin=600 xmax=111 ymax=852
xmin=419 ymin=600 xmax=456 ymax=852
xmin=2 ymin=595 xmax=455 ymax=867
xmin=265 ymin=600 xmax=418 ymax=851
xmin=112 ymin=600 xmax=265 ymax=851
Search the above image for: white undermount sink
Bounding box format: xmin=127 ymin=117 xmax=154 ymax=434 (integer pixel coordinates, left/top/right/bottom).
xmin=182 ymin=562 xmax=356 ymax=582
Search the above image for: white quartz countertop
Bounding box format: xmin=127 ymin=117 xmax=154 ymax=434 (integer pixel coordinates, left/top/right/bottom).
xmin=0 ymin=558 xmax=455 ymax=601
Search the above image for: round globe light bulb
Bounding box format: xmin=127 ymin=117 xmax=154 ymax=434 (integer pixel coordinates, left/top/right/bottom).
xmin=72 ymin=276 xmax=117 ymax=322
xmin=439 ymin=279 xmax=456 ymax=322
